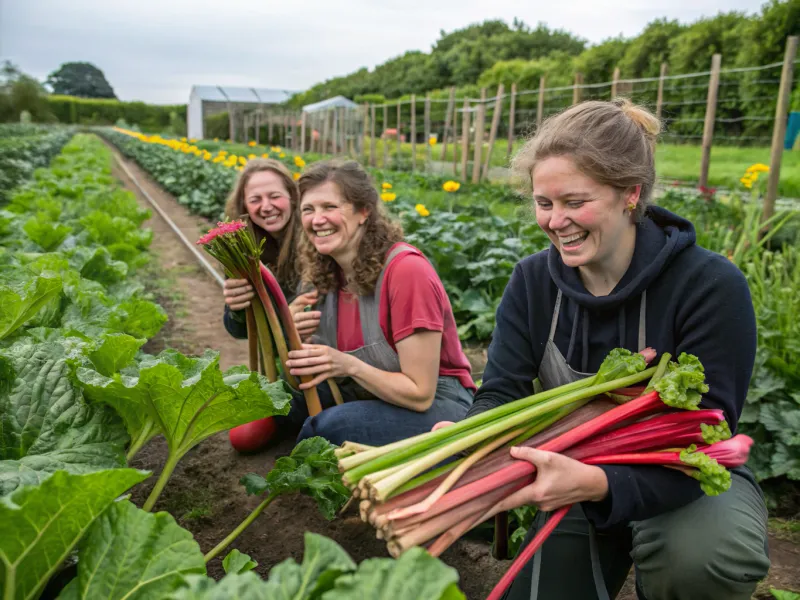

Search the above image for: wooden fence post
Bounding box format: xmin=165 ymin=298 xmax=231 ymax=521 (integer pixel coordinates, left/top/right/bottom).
xmin=507 ymin=82 xmax=517 ymax=159
xmin=460 ymin=99 xmax=471 ymax=182
xmin=482 ymin=84 xmax=504 ymax=180
xmin=243 ymin=114 xmax=249 ymax=144
xmin=656 ymin=63 xmax=668 ymax=120
xmin=396 ymin=102 xmax=402 ymax=167
xmin=370 ymin=104 xmax=377 ymax=166
xmin=536 ymin=76 xmax=546 ymax=129
xmin=452 ymin=106 xmax=459 ymax=176
xmin=764 ymin=36 xmax=799 ymax=223
xmin=699 ymin=54 xmax=722 ymax=189
xmin=424 ymin=93 xmax=432 ymax=169
xmin=300 ymin=111 xmax=307 ymax=154
xmin=268 ymin=113 xmax=273 ymax=145
xmin=573 ymin=72 xmax=583 ymax=105
xmin=361 ymin=103 xmax=369 ymax=161
xmin=228 ymin=104 xmax=235 ymax=142
xmin=383 ymin=105 xmax=389 ymax=167
xmin=471 ymin=88 xmax=486 ymax=183
xmin=255 ymin=112 xmax=260 ymax=144
xmin=291 ymin=113 xmax=298 ymax=153
xmin=440 ymin=87 xmax=456 ymax=161
xmin=410 ymin=94 xmax=417 ymax=172
xmin=611 ymin=67 xmax=620 ymax=98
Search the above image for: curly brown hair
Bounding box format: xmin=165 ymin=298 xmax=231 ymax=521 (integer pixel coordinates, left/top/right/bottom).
xmin=224 ymin=158 xmax=300 ymax=292
xmin=297 ymin=160 xmax=403 ymax=295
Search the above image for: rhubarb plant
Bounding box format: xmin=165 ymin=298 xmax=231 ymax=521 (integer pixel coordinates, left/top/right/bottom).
xmin=0 ymin=269 xmax=62 ymax=341
xmin=205 ymin=437 xmax=350 ymax=562
xmin=0 ymin=333 xmax=129 ymax=496
xmin=75 ymin=348 xmax=292 ymax=510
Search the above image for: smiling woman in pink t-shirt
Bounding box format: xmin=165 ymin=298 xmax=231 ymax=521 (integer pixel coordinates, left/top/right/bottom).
xmin=278 ymin=160 xmax=475 ymax=447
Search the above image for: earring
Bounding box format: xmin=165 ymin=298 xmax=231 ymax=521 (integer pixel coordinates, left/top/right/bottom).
xmin=627 ymin=201 xmax=637 ymax=213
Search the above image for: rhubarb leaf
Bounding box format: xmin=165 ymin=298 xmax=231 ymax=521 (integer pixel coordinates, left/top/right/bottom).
xmin=680 ymin=445 xmax=731 ymax=496
xmin=76 ymin=349 xmax=291 ymax=462
xmin=240 ymin=437 xmax=350 ymax=519
xmin=169 ymin=573 xmax=271 ymax=599
xmin=701 ymin=421 xmax=732 ymax=445
xmin=86 ymin=333 xmax=146 ymax=377
xmin=23 ymin=214 xmax=72 ymax=251
xmin=262 ymin=532 xmax=356 ymax=599
xmin=594 ymin=348 xmax=646 ymax=383
xmin=222 ymin=549 xmax=258 ymax=575
xmin=0 ymin=336 xmax=129 ymax=495
xmin=323 ymin=546 xmax=465 ymax=600
xmin=0 ymin=469 xmax=149 ymax=600
xmin=654 ymin=353 xmax=709 ymax=410
xmin=58 ymin=500 xmax=205 ymax=599
xmin=0 ymin=269 xmax=62 ymax=340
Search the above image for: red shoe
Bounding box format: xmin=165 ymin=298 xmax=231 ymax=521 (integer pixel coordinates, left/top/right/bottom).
xmin=229 ymin=417 xmax=278 ymax=452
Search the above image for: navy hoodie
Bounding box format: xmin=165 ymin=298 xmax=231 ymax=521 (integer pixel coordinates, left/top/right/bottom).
xmin=466 ymin=205 xmax=758 ymax=529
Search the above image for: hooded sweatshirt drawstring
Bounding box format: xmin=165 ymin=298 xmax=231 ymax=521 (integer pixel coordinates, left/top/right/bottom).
xmin=564 ymin=299 xmax=641 ymax=373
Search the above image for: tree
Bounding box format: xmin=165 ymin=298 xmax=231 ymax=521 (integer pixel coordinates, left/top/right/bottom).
xmin=0 ymin=61 xmax=53 ymax=123
xmin=46 ymin=62 xmax=116 ymax=99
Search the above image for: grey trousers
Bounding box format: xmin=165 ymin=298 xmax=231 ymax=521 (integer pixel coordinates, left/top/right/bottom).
xmin=503 ymin=472 xmax=770 ymax=600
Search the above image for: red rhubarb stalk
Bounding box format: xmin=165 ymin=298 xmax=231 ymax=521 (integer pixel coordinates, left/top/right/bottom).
xmin=485 ymin=505 xmax=571 ymax=600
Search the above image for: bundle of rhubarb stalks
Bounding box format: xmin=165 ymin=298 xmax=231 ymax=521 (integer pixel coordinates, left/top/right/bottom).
xmin=198 ymin=219 xmax=342 ymax=414
xmin=336 ymin=349 xmax=753 ymax=600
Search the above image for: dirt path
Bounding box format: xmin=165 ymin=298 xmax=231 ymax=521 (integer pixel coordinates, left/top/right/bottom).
xmin=106 ymin=142 xmax=799 ymax=599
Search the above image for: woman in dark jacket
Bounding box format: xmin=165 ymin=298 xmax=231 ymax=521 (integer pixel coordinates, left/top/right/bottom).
xmin=441 ymin=99 xmax=770 ymax=600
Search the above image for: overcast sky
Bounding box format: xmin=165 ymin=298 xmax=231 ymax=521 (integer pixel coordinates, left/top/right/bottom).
xmin=1 ymin=0 xmax=767 ymax=105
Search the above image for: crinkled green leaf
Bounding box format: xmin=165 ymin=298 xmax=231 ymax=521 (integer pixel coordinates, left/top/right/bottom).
xmin=323 ymin=546 xmax=465 ymax=600
xmin=0 ymin=468 xmax=149 ymax=600
xmin=23 ymin=215 xmax=72 ymax=251
xmin=700 ymin=421 xmax=732 ymax=445
xmin=76 ymin=349 xmax=291 ymax=461
xmin=87 ymin=333 xmax=146 ymax=377
xmin=109 ymin=298 xmax=167 ymax=339
xmin=241 ymin=437 xmax=350 ymax=519
xmin=654 ymin=352 xmax=708 ymax=410
xmin=73 ymin=246 xmax=129 ymax=285
xmin=222 ymin=549 xmax=258 ymax=575
xmin=594 ymin=348 xmax=647 ymax=383
xmin=680 ymin=445 xmax=731 ymax=496
xmin=169 ymin=572 xmax=269 ymax=599
xmin=0 ymin=269 xmax=62 ymax=340
xmin=57 ymin=500 xmax=205 ymax=599
xmin=0 ymin=336 xmax=129 ymax=495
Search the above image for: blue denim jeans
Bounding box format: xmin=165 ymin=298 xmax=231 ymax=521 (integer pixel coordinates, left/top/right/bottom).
xmin=277 ymin=376 xmax=473 ymax=447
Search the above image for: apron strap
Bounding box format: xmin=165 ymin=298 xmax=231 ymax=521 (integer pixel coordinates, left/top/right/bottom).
xmin=548 ymin=289 xmax=562 ymax=342
xmin=359 ymin=244 xmax=417 ymax=345
xmin=637 ymin=289 xmax=647 ymax=352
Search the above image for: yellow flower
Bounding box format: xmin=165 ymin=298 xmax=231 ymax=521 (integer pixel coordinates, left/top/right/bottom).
xmin=180 ymin=137 xmax=187 ymax=142
xmin=382 ymin=182 xmax=392 ymax=190
xmin=293 ymin=172 xmax=301 ymax=180
xmin=740 ymin=176 xmax=754 ymax=189
xmin=279 ymin=152 xmax=286 ymax=158
xmin=236 ymin=166 xmax=244 ymax=171
xmin=381 ymin=192 xmax=397 ymax=202
xmin=271 ymin=146 xmax=281 ymax=153
xmin=248 ymin=154 xmax=256 ymax=159
xmin=294 ymin=156 xmax=306 ymax=168
xmin=262 ymin=153 xmax=269 ymax=159
xmin=218 ymin=150 xmax=228 ymax=156
xmin=214 ymin=138 xmax=219 ymax=142
xmin=190 ymin=138 xmax=197 ymax=143
xmin=239 ymin=156 xmax=247 ymax=166
xmin=415 ymin=203 xmax=430 ymax=217
xmin=248 ymin=141 xmax=257 ymax=147
xmin=428 ymin=136 xmax=437 ymax=146
xmin=213 ymin=156 xmax=225 ymax=163
xmin=442 ymin=180 xmax=460 ymax=192
xmin=746 ymin=163 xmax=769 ymax=174
xmin=226 ymin=139 xmax=232 ymax=143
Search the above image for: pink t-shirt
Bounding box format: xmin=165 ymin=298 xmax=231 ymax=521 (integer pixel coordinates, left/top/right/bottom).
xmin=337 ymin=243 xmax=476 ymax=392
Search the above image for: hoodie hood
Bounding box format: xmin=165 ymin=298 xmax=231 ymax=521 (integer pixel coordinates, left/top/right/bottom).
xmin=547 ymin=205 xmax=696 ymax=311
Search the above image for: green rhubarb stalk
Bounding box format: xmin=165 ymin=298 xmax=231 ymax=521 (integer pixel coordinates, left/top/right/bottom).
xmin=245 ymin=306 xmax=259 ymax=373
xmin=143 ymin=451 xmax=182 ymax=512
xmin=251 ymin=300 xmax=278 ymax=382
xmin=338 ymin=373 xmax=599 ymax=473
xmin=367 ymin=365 xmax=657 ymax=501
xmin=204 ymin=493 xmax=277 ymax=563
xmin=126 ymin=420 xmax=157 ymax=462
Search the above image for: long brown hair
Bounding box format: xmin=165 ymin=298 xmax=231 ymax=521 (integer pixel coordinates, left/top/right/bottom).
xmin=512 ymin=98 xmax=661 ymax=220
xmin=224 ymin=158 xmax=300 ymax=291
xmin=297 ymin=160 xmax=403 ymax=295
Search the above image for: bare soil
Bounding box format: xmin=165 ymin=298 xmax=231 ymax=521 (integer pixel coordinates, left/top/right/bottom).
xmin=107 ymin=142 xmax=800 ymax=599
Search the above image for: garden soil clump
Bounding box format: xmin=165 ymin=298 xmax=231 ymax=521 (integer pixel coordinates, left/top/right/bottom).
xmin=110 ymin=147 xmax=800 ymax=600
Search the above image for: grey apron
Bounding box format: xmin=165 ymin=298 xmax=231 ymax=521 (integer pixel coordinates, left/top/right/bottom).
xmin=310 ymin=244 xmax=416 ymax=398
xmin=528 ymin=288 xmax=647 ymax=600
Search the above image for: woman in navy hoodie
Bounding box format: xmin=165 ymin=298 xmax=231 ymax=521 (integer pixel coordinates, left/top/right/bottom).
xmin=450 ymin=99 xmax=770 ymax=599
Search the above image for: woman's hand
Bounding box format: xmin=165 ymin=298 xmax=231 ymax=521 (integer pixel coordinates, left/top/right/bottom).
xmin=286 ymin=344 xmax=355 ymax=390
xmin=223 ymin=278 xmax=254 ymax=311
xmin=491 ymin=447 xmax=609 ymax=513
xmin=290 ymin=291 xmax=321 ymax=341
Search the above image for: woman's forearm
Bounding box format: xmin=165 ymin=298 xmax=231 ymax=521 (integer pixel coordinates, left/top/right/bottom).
xmin=347 ymin=357 xmax=436 ymax=412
